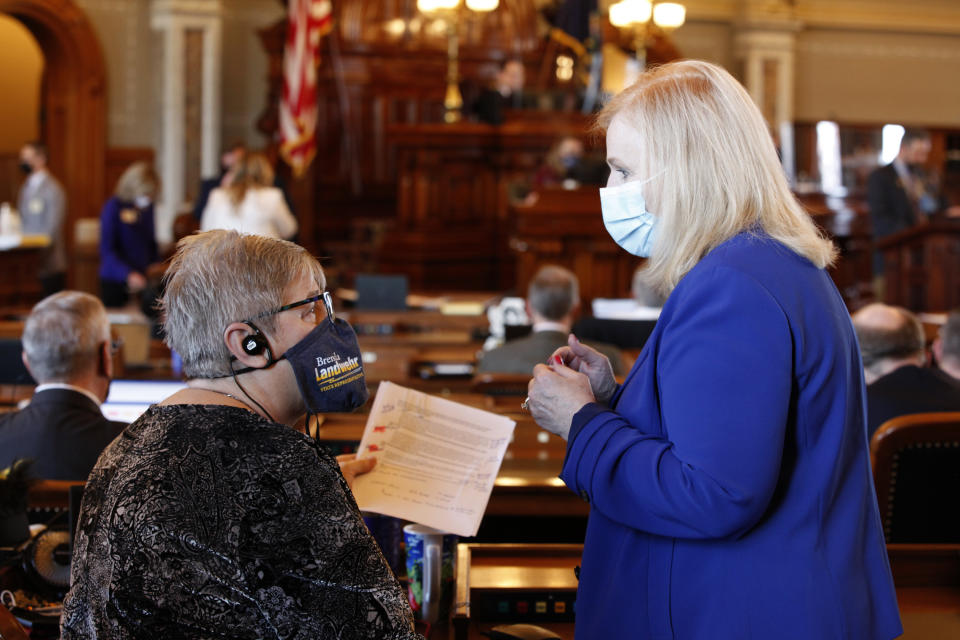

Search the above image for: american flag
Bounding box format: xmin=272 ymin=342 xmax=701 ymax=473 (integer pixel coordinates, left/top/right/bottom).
xmin=279 ymin=0 xmax=332 ymax=177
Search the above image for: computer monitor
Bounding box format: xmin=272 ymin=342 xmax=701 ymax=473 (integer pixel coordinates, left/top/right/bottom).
xmin=355 ymin=274 xmax=408 ymax=310
xmin=100 ymin=379 xmax=187 ymax=423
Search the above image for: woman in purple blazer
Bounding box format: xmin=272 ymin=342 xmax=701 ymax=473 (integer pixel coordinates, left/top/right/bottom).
xmin=525 ymin=61 xmax=902 ymax=639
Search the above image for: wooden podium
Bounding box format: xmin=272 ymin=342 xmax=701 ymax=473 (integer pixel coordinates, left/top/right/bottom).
xmin=876 ymin=220 xmax=960 ymax=311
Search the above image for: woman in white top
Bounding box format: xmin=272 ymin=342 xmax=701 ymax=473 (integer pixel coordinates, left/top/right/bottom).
xmin=200 ymin=152 xmax=298 ymax=240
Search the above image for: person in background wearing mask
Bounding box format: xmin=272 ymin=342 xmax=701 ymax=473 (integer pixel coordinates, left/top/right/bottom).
xmin=533 ymin=137 xmax=586 ymax=189
xmin=0 ymin=291 xmax=125 ymax=481
xmin=17 ymin=141 xmax=67 ymax=296
xmin=524 ymin=61 xmax=901 ymax=638
xmin=62 ymin=230 xmax=422 ymax=640
xmin=98 ymin=161 xmax=162 ymax=308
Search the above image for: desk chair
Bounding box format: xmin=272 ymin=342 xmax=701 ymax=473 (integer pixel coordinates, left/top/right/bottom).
xmin=470 ymin=373 xmax=531 ymax=396
xmin=571 ymin=317 xmax=656 ymax=350
xmin=871 ymin=412 xmax=960 ymax=543
xmin=0 ymin=340 xmax=33 ymax=386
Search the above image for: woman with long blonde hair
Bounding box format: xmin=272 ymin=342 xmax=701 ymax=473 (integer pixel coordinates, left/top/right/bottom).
xmin=525 ymin=60 xmax=902 ymax=638
xmin=200 ymin=152 xmax=298 ymax=240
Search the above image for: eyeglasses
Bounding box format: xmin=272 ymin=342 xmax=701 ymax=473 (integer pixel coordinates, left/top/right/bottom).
xmin=251 ymin=291 xmax=335 ymax=325
xmin=108 ymin=339 xmax=124 ymax=356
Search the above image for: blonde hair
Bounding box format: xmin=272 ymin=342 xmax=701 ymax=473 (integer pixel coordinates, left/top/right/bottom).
xmin=161 ymin=230 xmax=324 ymax=379
xmin=226 ymin=152 xmax=275 ymax=208
xmin=597 ymin=60 xmax=836 ymax=294
xmin=114 ymin=161 xmax=159 ymax=202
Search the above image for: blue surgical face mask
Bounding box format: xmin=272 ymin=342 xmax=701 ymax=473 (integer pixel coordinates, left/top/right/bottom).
xmin=599 ymin=174 xmax=662 ymax=258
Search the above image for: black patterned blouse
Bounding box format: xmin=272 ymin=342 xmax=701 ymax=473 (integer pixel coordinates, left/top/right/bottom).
xmin=61 ymin=404 xmax=421 ymax=639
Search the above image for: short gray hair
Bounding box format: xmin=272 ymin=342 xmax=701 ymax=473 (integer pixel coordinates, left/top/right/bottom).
xmin=161 ymin=230 xmax=325 ymax=379
xmin=22 ymin=291 xmax=110 ymax=383
xmin=527 ymin=265 xmax=578 ymax=321
xmin=852 ymin=304 xmax=924 ymax=376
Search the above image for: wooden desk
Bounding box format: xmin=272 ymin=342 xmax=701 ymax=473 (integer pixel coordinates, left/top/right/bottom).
xmin=359 ymin=342 xmax=483 ymax=394
xmin=0 ymin=239 xmax=48 ymax=308
xmin=510 ymin=188 xmax=642 ymax=309
xmin=344 ymin=307 xmax=491 ymax=336
xmin=438 ymin=542 xmax=960 ymax=640
xmin=888 ymin=544 xmax=960 ymax=638
xmin=451 ymin=544 xmax=579 ymax=640
xmin=878 ymin=219 xmax=960 ymax=311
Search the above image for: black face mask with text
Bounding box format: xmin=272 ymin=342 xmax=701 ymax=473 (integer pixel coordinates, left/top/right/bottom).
xmin=280 ymin=317 xmax=369 ymax=414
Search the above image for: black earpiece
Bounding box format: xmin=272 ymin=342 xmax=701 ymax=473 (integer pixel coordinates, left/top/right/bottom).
xmin=241 ymin=322 xmax=270 ymax=357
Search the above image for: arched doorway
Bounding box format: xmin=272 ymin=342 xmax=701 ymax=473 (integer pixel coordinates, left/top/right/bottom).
xmin=0 ymin=0 xmax=106 ymax=285
xmin=0 ymin=14 xmax=42 ymax=204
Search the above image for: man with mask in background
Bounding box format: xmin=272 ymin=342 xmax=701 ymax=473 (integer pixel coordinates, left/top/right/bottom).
xmin=17 ymin=141 xmax=67 ymax=296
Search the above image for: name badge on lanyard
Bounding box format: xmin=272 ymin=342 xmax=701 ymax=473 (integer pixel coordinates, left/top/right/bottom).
xmin=29 ymin=198 xmax=43 ymax=214
xmin=120 ymin=208 xmax=140 ymax=225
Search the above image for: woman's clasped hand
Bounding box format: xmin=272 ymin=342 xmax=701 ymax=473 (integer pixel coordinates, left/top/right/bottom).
xmin=527 ymin=334 xmax=618 ymax=440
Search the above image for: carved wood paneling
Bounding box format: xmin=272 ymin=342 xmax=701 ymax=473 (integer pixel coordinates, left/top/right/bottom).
xmin=879 ymin=221 xmax=960 ymax=312
xmin=380 ymin=118 xmax=601 ymax=291
xmin=511 ymin=187 xmax=643 ymax=307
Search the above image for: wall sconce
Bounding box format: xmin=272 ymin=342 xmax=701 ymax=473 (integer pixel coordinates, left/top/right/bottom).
xmin=608 ymin=0 xmax=685 ymax=69
xmin=418 ymin=0 xmax=499 ymax=123
xmin=556 ymin=54 xmax=574 ymax=82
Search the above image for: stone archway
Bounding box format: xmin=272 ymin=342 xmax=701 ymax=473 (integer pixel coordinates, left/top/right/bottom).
xmin=0 ymin=0 xmax=106 ymax=283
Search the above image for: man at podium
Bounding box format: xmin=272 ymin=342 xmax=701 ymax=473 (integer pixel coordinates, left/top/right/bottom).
xmin=867 ymin=129 xmax=941 ymax=288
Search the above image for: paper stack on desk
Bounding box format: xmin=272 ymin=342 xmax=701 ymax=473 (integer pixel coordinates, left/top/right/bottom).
xmin=352 ymin=381 xmax=516 ymax=537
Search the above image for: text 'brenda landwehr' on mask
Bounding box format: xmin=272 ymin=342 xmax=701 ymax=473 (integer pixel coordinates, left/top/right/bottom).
xmin=314 ymin=353 xmax=361 ymax=382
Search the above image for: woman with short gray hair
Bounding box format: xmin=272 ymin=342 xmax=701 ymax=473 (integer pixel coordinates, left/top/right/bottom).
xmin=63 ymin=230 xmax=422 ymax=639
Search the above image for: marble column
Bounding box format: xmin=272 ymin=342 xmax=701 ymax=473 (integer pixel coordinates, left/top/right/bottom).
xmin=734 ymin=2 xmax=800 ymax=184
xmin=150 ymin=0 xmax=222 ymax=242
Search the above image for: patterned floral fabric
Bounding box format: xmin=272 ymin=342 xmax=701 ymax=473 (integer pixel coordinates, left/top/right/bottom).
xmin=61 ymin=404 xmax=421 ymax=639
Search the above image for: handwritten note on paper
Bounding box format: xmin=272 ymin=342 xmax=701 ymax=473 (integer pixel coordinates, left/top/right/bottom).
xmin=351 ymin=381 xmax=516 ymax=537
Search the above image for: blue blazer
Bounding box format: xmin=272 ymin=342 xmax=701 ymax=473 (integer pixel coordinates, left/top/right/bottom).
xmin=99 ymin=196 xmax=158 ymax=283
xmin=562 ymin=232 xmax=902 ymax=639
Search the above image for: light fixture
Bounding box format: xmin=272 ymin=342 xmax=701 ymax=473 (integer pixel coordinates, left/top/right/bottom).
xmin=652 ymin=2 xmax=686 ymax=30
xmin=556 ymin=55 xmax=574 ymax=81
xmin=465 ymin=0 xmax=498 ymax=12
xmin=418 ymin=0 xmax=499 ymax=123
xmin=608 ymin=0 xmax=685 ymax=69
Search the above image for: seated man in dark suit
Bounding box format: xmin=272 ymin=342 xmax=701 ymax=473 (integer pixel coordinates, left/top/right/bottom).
xmin=478 ymin=265 xmax=625 ymax=376
xmin=0 ymin=291 xmax=125 ymax=480
xmin=852 ymin=303 xmax=960 ymax=437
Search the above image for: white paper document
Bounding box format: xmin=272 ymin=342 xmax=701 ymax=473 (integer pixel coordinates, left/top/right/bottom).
xmin=352 ymin=382 xmax=516 ymax=537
